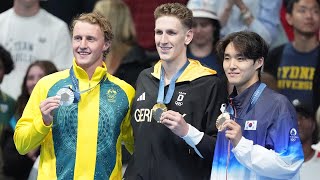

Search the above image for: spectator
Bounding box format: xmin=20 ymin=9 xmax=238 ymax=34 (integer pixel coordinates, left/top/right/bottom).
xmin=13 ymin=12 xmax=135 ymax=179
xmin=214 ymin=0 xmax=283 ymax=47
xmin=264 ymin=0 xmax=320 ymax=114
xmin=93 ymin=0 xmax=151 ymax=86
xmin=292 ymin=99 xmax=320 ymax=180
xmin=311 ymin=106 xmax=320 ymax=151
xmin=186 ymin=0 xmax=223 ymax=75
xmin=0 ymin=0 xmax=73 ymax=99
xmin=1 ymin=60 xmax=58 ymax=180
xmin=0 ymin=45 xmax=15 ymax=180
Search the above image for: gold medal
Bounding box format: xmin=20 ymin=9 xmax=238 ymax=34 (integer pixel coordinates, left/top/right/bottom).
xmin=56 ymin=88 xmax=74 ymax=106
xmin=152 ymin=103 xmax=167 ymax=122
xmin=216 ymin=112 xmax=230 ymax=131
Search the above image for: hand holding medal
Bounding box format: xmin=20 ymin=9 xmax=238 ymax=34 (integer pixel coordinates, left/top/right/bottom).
xmin=39 ymin=96 xmax=61 ymax=125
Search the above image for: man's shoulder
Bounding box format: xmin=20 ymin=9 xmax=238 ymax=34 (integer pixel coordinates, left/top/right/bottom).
xmin=263 ymin=87 xmax=288 ymax=102
xmin=0 ymin=8 xmax=13 ymax=21
xmin=107 ymin=74 xmax=135 ymax=93
xmin=39 ymin=70 xmax=69 ymax=85
xmin=0 ymin=8 xmax=12 ymax=16
xmin=262 ymin=87 xmax=294 ymax=111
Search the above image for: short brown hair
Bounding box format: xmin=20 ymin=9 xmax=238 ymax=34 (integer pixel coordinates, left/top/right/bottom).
xmin=154 ymin=3 xmax=193 ymax=29
xmin=70 ymin=12 xmax=114 ymax=57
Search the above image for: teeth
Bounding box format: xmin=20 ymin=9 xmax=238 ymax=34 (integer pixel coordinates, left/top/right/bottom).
xmin=161 ymin=47 xmax=171 ymax=50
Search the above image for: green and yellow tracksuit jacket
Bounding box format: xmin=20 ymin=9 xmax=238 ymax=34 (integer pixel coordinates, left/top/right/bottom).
xmin=14 ymin=60 xmax=135 ymax=180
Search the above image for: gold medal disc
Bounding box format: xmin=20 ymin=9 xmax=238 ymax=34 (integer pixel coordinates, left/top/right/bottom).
xmin=152 ymin=103 xmax=167 ymax=122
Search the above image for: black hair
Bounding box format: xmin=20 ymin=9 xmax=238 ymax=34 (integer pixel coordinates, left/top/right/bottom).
xmin=286 ymin=0 xmax=320 ymax=14
xmin=216 ymin=31 xmax=269 ymax=79
xmin=0 ymin=45 xmax=14 ymax=74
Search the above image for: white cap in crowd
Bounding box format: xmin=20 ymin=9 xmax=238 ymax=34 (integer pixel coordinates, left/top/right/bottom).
xmin=312 ymin=142 xmax=320 ymax=151
xmin=187 ymin=0 xmax=219 ymax=21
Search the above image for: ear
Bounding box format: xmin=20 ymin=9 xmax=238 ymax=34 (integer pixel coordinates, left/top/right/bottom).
xmin=285 ymin=13 xmax=293 ymax=26
xmin=103 ymin=41 xmax=111 ymax=51
xmin=254 ymin=57 xmax=264 ymax=70
xmin=184 ymin=29 xmax=193 ymax=46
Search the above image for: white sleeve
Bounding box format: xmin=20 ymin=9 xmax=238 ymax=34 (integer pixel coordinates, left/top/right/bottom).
xmin=232 ymin=137 xmax=303 ymax=179
xmin=181 ymin=124 xmax=204 ymax=158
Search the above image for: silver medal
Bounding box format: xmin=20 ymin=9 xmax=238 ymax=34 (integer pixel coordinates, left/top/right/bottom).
xmin=56 ymin=88 xmax=74 ymax=106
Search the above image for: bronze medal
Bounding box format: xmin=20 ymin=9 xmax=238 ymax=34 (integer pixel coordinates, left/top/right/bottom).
xmin=216 ymin=112 xmax=230 ymax=131
xmin=152 ymin=103 xmax=167 ymax=122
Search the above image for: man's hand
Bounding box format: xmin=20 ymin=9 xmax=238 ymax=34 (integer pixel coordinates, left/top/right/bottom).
xmin=222 ymin=119 xmax=242 ymax=147
xmin=39 ymin=96 xmax=60 ymax=126
xmin=160 ymin=110 xmax=189 ymax=137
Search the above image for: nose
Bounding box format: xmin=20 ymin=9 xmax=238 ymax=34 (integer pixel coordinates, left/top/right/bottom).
xmin=305 ymin=10 xmax=312 ymax=18
xmin=160 ymin=34 xmax=168 ymax=44
xmin=80 ymin=39 xmax=88 ymax=49
xmin=228 ymin=59 xmax=238 ymax=70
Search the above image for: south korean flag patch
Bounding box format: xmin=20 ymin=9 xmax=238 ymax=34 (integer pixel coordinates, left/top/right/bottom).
xmin=244 ymin=120 xmax=257 ymax=130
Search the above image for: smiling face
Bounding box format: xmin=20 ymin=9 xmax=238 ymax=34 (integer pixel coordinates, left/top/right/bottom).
xmin=154 ymin=16 xmax=193 ymax=63
xmin=72 ymin=21 xmax=109 ymax=72
xmin=223 ymin=42 xmax=263 ymax=93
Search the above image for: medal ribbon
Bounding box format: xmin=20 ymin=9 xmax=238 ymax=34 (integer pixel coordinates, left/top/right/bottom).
xmin=246 ymin=83 xmax=266 ymax=113
xmin=69 ymin=66 xmax=105 ymax=103
xmin=156 ymin=60 xmax=190 ymax=104
xmin=226 ymin=83 xmax=266 ymax=116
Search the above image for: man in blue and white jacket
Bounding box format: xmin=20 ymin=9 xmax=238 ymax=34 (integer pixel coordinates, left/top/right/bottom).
xmin=210 ymin=31 xmax=304 ymax=180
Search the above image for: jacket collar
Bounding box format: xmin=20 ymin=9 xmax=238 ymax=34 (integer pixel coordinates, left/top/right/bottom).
xmin=151 ymin=59 xmax=217 ymax=82
xmin=71 ymin=59 xmax=108 ymax=83
xmin=229 ymin=81 xmax=261 ymax=116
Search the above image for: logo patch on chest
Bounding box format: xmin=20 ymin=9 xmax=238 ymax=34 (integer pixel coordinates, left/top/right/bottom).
xmin=175 ymin=92 xmax=186 ymax=106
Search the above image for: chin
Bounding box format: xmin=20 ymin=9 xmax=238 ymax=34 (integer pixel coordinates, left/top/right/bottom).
xmin=158 ymin=55 xmax=172 ymax=62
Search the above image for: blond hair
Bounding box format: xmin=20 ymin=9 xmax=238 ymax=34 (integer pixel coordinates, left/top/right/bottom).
xmin=70 ymin=12 xmax=114 ymax=58
xmin=154 ymin=3 xmax=193 ymax=29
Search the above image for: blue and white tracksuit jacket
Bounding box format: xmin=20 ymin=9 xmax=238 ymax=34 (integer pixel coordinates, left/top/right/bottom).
xmin=211 ymin=82 xmax=304 ymax=180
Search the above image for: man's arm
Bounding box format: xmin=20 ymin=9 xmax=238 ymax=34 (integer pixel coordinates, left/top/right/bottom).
xmin=162 ymin=77 xmax=227 ymax=160
xmin=14 ymin=79 xmax=57 ymax=155
xmin=232 ymin=0 xmax=282 ymax=45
